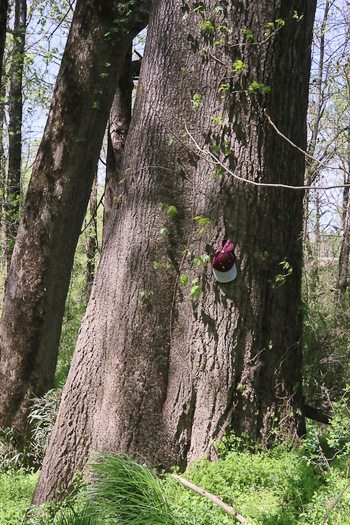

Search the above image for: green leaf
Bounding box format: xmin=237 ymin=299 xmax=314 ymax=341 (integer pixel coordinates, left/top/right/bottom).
xmin=191 ymin=93 xmax=203 ymax=108
xmin=190 ymin=285 xmax=202 ymax=298
xmin=180 ymin=274 xmax=189 ymax=287
xmin=167 ymin=205 xmax=178 ymax=219
xmin=159 ymin=227 xmax=169 ymax=237
xmin=231 ymin=59 xmax=247 ymax=72
xmin=199 ymin=20 xmax=214 ymax=32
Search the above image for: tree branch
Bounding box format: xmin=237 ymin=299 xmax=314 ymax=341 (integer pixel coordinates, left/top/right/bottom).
xmin=170 ymin=474 xmax=252 ymax=525
xmin=304 ymin=404 xmax=331 ymax=425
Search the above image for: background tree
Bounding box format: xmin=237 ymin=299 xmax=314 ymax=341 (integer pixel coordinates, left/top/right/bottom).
xmin=33 ymin=0 xmax=316 ymax=505
xmin=303 ymin=0 xmax=332 ymax=259
xmin=5 ymin=0 xmax=27 ymax=265
xmin=302 ymin=0 xmax=350 ymax=406
xmin=0 ymin=0 xmax=151 ymax=440
xmin=103 ymin=47 xmax=133 ymax=246
xmin=0 ymin=0 xmax=8 ymax=87
xmin=335 ymin=65 xmax=350 ymax=301
xmin=84 ymin=171 xmax=98 ymax=295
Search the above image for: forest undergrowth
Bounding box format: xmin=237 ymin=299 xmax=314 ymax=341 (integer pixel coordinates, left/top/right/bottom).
xmin=1 ymin=419 xmax=350 ymax=524
xmin=1 ymin=253 xmax=350 ymax=525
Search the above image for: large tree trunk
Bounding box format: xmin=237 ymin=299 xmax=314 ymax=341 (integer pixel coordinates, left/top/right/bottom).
xmin=5 ymin=0 xmax=26 ymax=265
xmin=33 ymin=0 xmax=316 ymax=504
xmin=0 ymin=0 xmax=151 ymax=437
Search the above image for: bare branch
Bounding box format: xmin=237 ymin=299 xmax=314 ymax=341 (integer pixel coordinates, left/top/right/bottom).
xmin=170 ymin=474 xmax=253 ymax=525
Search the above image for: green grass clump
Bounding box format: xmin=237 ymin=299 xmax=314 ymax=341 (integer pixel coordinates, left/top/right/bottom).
xmin=85 ymin=452 xmax=180 ymax=525
xmin=0 ymin=468 xmax=39 ymax=525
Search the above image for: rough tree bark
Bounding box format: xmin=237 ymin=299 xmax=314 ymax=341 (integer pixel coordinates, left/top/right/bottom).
xmin=0 ymin=0 xmax=151 ymax=437
xmin=5 ymin=0 xmax=27 ymax=264
xmin=33 ymin=0 xmax=316 ymax=504
xmin=103 ymin=47 xmax=133 ymax=246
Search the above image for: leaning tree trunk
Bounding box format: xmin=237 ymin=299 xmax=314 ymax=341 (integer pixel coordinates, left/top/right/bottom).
xmin=0 ymin=0 xmax=151 ymax=438
xmin=33 ymin=0 xmax=316 ymax=504
xmin=5 ymin=0 xmax=26 ymax=265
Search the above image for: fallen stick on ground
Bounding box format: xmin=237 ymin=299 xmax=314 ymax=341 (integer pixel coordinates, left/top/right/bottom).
xmin=170 ymin=473 xmax=253 ymax=525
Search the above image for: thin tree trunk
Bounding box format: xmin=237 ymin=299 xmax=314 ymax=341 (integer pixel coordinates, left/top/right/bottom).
xmin=337 ymin=127 xmax=350 ymax=301
xmin=0 ymin=0 xmax=151 ymax=439
xmin=33 ymin=0 xmax=316 ymax=504
xmin=103 ymin=47 xmax=133 ymax=246
xmin=0 ymin=0 xmax=8 ymax=87
xmin=303 ymin=0 xmax=330 ymax=249
xmin=85 ymin=172 xmax=98 ymax=295
xmin=5 ymin=0 xmax=26 ymax=265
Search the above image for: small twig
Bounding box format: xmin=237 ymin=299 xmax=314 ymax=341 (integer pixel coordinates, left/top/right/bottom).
xmin=322 ymin=481 xmax=350 ymax=525
xmin=184 ymin=121 xmax=350 ymax=191
xmin=318 ymin=443 xmax=332 ymax=474
xmin=80 ymin=191 xmax=105 ymax=235
xmin=170 ymin=474 xmax=253 ymax=525
xmin=264 ymin=110 xmax=347 ymax=175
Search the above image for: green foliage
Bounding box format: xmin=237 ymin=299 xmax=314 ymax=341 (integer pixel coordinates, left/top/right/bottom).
xmin=193 ymin=253 xmax=210 ymax=266
xmin=191 ymin=93 xmax=203 ymax=108
xmin=27 ymin=503 xmax=98 ymax=525
xmin=0 ymin=391 xmax=61 ymax=471
xmin=28 ymin=389 xmax=62 ymax=466
xmin=302 ymin=251 xmax=350 ymax=405
xmin=167 ymin=205 xmax=178 ymax=219
xmin=327 ymin=390 xmax=350 ymax=456
xmin=231 ymin=59 xmax=247 ymax=72
xmin=293 ymin=11 xmax=304 ymax=22
xmin=2 ymin=424 xmax=350 ymax=525
xmin=193 ymin=216 xmax=211 ymax=235
xmin=55 ymin=295 xmax=88 ymax=387
xmin=242 ymin=28 xmax=256 ymax=43
xmin=105 ymin=1 xmax=139 ymax=43
xmin=159 ymin=226 xmax=169 ymax=237
xmin=140 ymin=289 xmax=153 ymax=300
xmin=254 ymin=250 xmax=269 ymax=262
xmin=190 ymin=277 xmax=201 ymax=298
xmin=248 ymin=81 xmax=271 ymax=94
xmin=0 ymin=427 xmax=24 ymax=471
xmin=166 ymin=439 xmax=350 ymax=525
xmin=264 ymin=18 xmax=285 ymax=37
xmin=0 ymin=468 xmax=39 ymax=525
xmin=180 ymin=274 xmax=189 ymax=287
xmin=268 ymin=260 xmax=293 ymax=289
